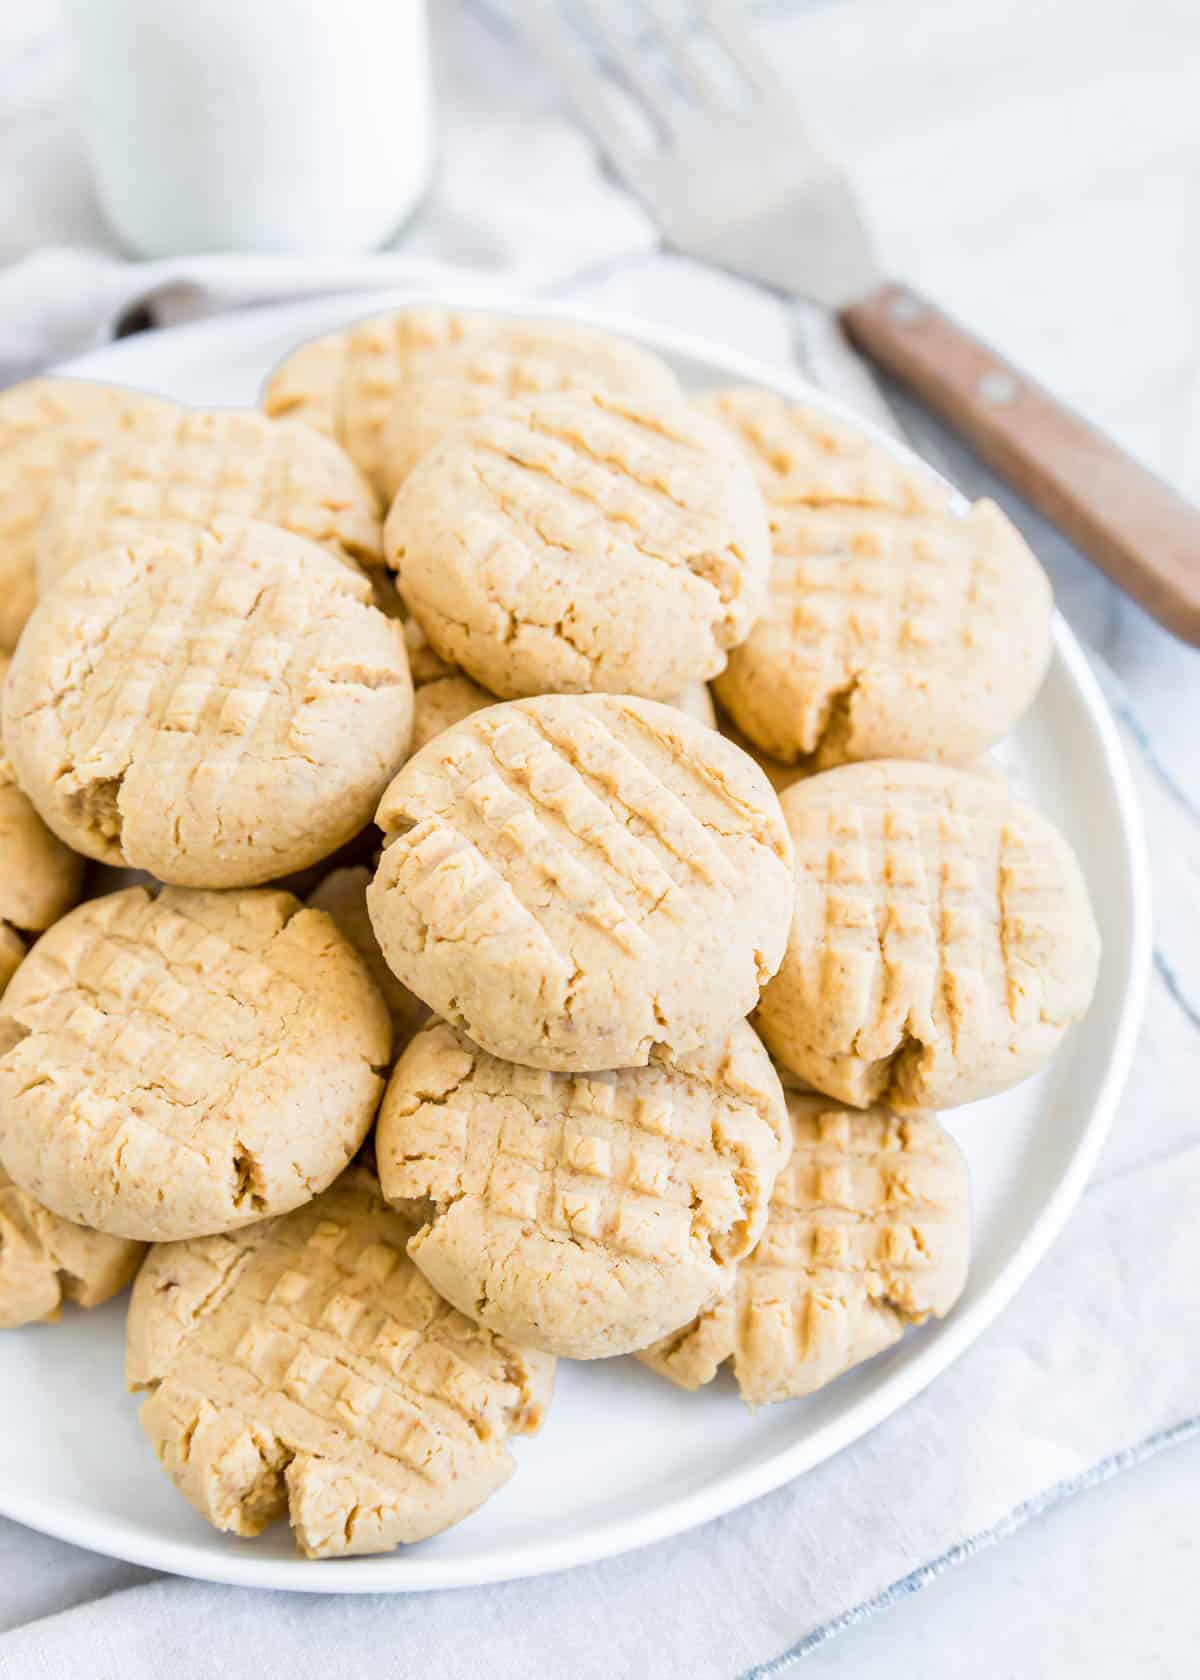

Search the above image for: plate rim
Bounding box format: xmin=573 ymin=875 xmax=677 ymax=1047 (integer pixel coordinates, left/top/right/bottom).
xmin=0 ymin=288 xmax=1153 ymax=1593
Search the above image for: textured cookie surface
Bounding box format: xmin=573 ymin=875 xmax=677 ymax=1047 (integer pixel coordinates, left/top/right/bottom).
xmin=715 ymin=707 xmax=809 ymax=796
xmin=4 ymin=522 xmax=413 ymax=886
xmin=368 ymin=695 xmax=794 ymax=1071
xmin=0 ymin=1165 xmax=144 ymax=1329
xmin=407 ymin=610 xmax=715 ymax=753
xmin=0 ymin=886 xmax=391 ymax=1240
xmin=376 ymin=1018 xmax=789 ymax=1358
xmin=639 ymin=1094 xmax=970 ymax=1404
xmin=0 ymin=377 xmax=179 ymax=650
xmin=701 ymin=389 xmax=1052 ymax=767
xmin=35 ymin=405 xmax=381 ymax=590
xmin=0 ymin=652 xmax=84 ymax=994
xmin=410 ymin=659 xmax=716 ymax=756
xmin=307 ymin=867 xmax=427 ymax=1052
xmin=385 ymin=390 xmax=770 ymax=700
xmin=698 ymin=387 xmax=951 ymax=514
xmin=376 ymin=318 xmax=681 ymax=497
xmin=755 ymin=762 xmax=1101 ymax=1109
xmin=126 ymin=1166 xmax=554 ymax=1557
xmin=715 ymin=499 xmax=1053 ymax=768
xmin=262 ymin=306 xmax=495 ymax=496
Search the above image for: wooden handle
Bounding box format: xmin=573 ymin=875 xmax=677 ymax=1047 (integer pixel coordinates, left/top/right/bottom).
xmin=839 ymin=281 xmax=1200 ymax=645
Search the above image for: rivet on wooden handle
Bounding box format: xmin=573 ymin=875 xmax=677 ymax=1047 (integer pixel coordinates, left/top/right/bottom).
xmin=839 ymin=281 xmax=1200 ymax=646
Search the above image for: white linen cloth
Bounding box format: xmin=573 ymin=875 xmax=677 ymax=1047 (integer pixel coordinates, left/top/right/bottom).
xmin=0 ymin=4 xmax=1197 ymax=1675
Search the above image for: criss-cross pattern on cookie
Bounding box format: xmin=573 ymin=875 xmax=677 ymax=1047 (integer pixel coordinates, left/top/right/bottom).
xmin=701 ymin=388 xmax=1049 ymax=767
xmin=130 ymin=1169 xmax=552 ymax=1555
xmin=1 ymin=888 xmax=308 ymax=1188
xmin=37 ymin=406 xmax=380 ymax=588
xmin=373 ymin=690 xmax=794 ymax=1072
xmin=262 ymin=306 xmax=489 ymax=493
xmin=768 ymin=501 xmax=1028 ymax=749
xmin=387 ymin=390 xmax=768 ymax=700
xmin=419 ymin=393 xmax=755 ymax=637
xmin=756 ymin=763 xmax=1097 ymax=1111
xmin=186 ymin=1179 xmax=537 ymax=1467
xmin=804 ymin=775 xmax=1053 ymax=1075
xmin=36 ymin=527 xmax=403 ymax=844
xmin=0 ymin=884 xmax=388 ymax=1238
xmin=58 ymin=536 xmax=341 ymax=785
xmin=372 ymin=696 xmax=790 ymax=1070
xmin=733 ymin=1104 xmax=967 ymax=1392
xmin=378 ymin=326 xmax=680 ymax=497
xmin=391 ymin=1040 xmax=773 ymax=1272
xmin=0 ymin=379 xmax=178 ymax=648
xmin=387 ymin=699 xmax=751 ymax=977
xmin=640 ymin=1096 xmax=969 ymax=1404
xmin=698 ymin=388 xmax=950 ymax=515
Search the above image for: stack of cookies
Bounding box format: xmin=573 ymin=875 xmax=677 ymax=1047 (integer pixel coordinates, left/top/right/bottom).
xmin=0 ymin=306 xmax=1100 ymax=1560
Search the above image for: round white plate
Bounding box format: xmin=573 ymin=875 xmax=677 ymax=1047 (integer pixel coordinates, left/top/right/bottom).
xmin=0 ymin=291 xmax=1150 ymax=1593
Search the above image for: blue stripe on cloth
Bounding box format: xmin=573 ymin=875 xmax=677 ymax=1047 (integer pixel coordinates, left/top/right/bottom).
xmin=739 ymin=1415 xmax=1200 ymax=1675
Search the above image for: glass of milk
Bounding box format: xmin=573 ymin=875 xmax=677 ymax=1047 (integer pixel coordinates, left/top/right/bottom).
xmin=63 ymin=0 xmax=434 ymax=256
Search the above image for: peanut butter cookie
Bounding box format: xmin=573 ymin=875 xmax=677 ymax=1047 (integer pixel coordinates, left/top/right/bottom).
xmin=376 ymin=1017 xmax=789 ymax=1358
xmin=36 ymin=406 xmax=381 ymax=591
xmin=701 ymin=389 xmax=1052 ymax=767
xmin=262 ymin=305 xmax=494 ymax=496
xmin=639 ymin=1092 xmax=970 ymax=1404
xmin=385 ymin=389 xmax=770 ymax=700
xmin=755 ymin=761 xmax=1100 ymax=1109
xmin=0 ymin=885 xmax=391 ymax=1240
xmin=375 ymin=317 xmax=681 ymax=497
xmin=126 ymin=1165 xmax=554 ymax=1557
xmin=5 ymin=521 xmax=413 ymax=887
xmin=0 ymin=375 xmax=179 ymax=650
xmin=261 ymin=305 xmax=679 ymax=501
xmin=368 ymin=695 xmax=794 ymax=1071
xmin=0 ymin=1165 xmax=144 ymax=1329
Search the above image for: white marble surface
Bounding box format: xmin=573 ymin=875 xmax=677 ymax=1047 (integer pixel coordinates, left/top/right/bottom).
xmin=0 ymin=1 xmax=1197 ymax=1674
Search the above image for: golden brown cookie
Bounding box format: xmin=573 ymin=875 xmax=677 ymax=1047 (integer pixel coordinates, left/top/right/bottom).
xmin=639 ymin=1093 xmax=970 ymax=1404
xmin=697 ymin=387 xmax=950 ymax=514
xmin=126 ymin=1165 xmax=554 ymax=1557
xmin=5 ymin=521 xmax=413 ymax=887
xmin=261 ymin=305 xmax=680 ymax=502
xmin=755 ymin=761 xmax=1101 ymax=1109
xmin=367 ymin=695 xmax=794 ymax=1071
xmin=0 ymin=885 xmax=391 ymax=1240
xmin=700 ymin=389 xmax=1052 ymax=768
xmin=716 ymin=500 xmax=1053 ymax=768
xmin=385 ymin=389 xmax=770 ymax=700
xmin=307 ymin=866 xmax=427 ymax=1053
xmin=408 ymin=646 xmax=716 ymax=757
xmin=714 ymin=703 xmax=809 ymax=796
xmin=375 ymin=1018 xmax=789 ymax=1358
xmin=0 ymin=1165 xmax=144 ymax=1329
xmin=35 ymin=406 xmax=381 ymax=591
xmin=0 ymin=376 xmax=180 ymax=650
xmin=375 ymin=318 xmax=682 ymax=497
xmin=0 ymin=652 xmax=85 ymax=997
xmin=262 ymin=305 xmax=494 ymax=497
